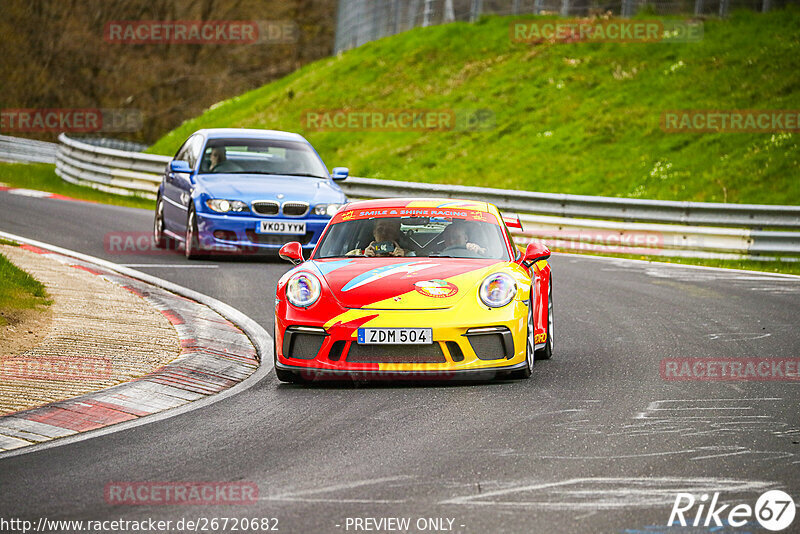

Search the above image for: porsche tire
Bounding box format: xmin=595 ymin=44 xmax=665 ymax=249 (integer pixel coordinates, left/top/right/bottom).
xmin=273 ymin=336 xmax=300 ymax=383
xmin=534 ymin=277 xmax=554 ymax=360
xmin=509 ymin=293 xmax=535 ymax=379
xmin=275 ymin=367 xmax=300 ymax=383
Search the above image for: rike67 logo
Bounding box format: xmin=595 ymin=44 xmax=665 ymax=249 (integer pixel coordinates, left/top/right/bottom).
xmin=669 ymin=490 xmax=795 ymax=531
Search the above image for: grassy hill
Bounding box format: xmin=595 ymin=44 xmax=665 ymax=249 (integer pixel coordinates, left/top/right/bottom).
xmin=149 ymin=9 xmax=800 ymax=205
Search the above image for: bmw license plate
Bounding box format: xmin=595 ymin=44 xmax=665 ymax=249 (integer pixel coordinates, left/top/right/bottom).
xmin=357 ymin=328 xmax=433 ymax=345
xmin=257 ymin=220 xmax=306 ymax=235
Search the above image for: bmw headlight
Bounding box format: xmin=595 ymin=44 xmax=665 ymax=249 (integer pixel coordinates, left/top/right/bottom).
xmin=205 ymin=199 xmax=250 ymax=213
xmin=479 ymin=273 xmax=517 ymax=308
xmin=286 ymin=272 xmax=321 ymax=308
xmin=314 ymin=203 xmax=342 ymax=217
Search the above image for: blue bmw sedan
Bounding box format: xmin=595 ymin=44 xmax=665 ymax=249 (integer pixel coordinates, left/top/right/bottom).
xmin=153 ymin=128 xmax=348 ymax=259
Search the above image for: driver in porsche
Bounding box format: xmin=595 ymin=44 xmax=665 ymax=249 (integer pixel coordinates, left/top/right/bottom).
xmin=441 ymin=221 xmax=487 ymax=256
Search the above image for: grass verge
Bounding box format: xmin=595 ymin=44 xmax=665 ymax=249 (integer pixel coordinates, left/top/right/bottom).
xmin=0 ymin=162 xmax=154 ymax=210
xmin=0 ymin=248 xmax=52 ymax=327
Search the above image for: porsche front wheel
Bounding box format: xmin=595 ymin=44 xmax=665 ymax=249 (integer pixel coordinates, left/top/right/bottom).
xmin=509 ymin=293 xmax=535 ymax=379
xmin=274 ymin=336 xmax=300 ymax=384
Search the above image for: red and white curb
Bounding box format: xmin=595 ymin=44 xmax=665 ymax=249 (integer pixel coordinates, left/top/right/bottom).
xmin=0 ymin=185 xmax=86 ymax=202
xmin=0 ymin=233 xmax=272 ymax=454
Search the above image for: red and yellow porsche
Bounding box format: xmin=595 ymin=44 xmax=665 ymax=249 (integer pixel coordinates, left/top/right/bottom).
xmin=274 ymin=198 xmax=553 ymax=382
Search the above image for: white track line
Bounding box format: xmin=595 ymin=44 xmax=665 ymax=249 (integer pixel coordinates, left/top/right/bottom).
xmin=559 ymin=251 xmax=800 ymax=280
xmin=120 ymin=263 xmax=219 ymax=268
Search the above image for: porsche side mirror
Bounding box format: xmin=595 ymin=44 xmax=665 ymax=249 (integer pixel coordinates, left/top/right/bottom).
xmin=331 ymin=167 xmax=349 ymax=181
xmin=522 ymin=242 xmax=551 ymax=266
xmin=279 ymin=242 xmax=304 ymax=265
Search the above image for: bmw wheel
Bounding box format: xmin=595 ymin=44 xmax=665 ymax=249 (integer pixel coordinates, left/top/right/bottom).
xmin=153 ymin=197 xmax=172 ymax=249
xmin=184 ymin=207 xmax=203 ymax=260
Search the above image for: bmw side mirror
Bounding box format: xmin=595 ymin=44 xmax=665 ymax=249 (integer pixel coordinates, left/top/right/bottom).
xmin=522 ymin=242 xmax=551 ymax=266
xmin=331 ymin=167 xmax=349 ymax=181
xmin=170 ymin=160 xmax=192 ymax=173
xmin=279 ymin=242 xmax=304 ymax=265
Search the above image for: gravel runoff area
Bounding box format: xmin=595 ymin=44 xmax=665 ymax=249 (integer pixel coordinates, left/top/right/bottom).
xmin=0 ymin=244 xmax=181 ymax=415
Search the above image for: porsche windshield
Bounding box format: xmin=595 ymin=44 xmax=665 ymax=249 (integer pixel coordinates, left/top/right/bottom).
xmin=200 ymin=139 xmax=328 ymax=178
xmin=315 ymin=215 xmax=511 ymax=260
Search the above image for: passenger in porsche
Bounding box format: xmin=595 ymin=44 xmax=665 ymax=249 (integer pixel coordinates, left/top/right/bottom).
xmin=347 ymin=218 xmax=407 ymax=257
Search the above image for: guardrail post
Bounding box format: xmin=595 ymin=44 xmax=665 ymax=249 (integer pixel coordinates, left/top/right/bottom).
xmin=512 ymin=0 xmax=520 ymax=15
xmin=762 ymin=0 xmax=771 ymax=12
xmin=470 ymin=0 xmax=483 ymax=22
xmin=719 ymin=0 xmax=730 ymax=17
xmin=370 ymin=0 xmax=382 ymax=41
xmin=560 ymin=0 xmax=570 ymax=17
xmin=694 ymin=0 xmax=704 ymax=15
xmin=423 ymin=0 xmax=433 ymax=27
xmin=444 ymin=0 xmax=455 ymax=22
xmin=534 ymin=0 xmax=544 ymax=15
xmin=408 ymin=0 xmax=420 ymax=29
xmin=393 ymin=0 xmax=401 ymax=33
xmin=622 ymin=0 xmax=634 ymax=17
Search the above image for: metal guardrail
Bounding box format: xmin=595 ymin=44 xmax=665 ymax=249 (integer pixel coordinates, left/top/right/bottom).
xmin=77 ymin=137 xmax=149 ymax=153
xmin=342 ymin=177 xmax=800 ymax=229
xmin=55 ymin=134 xmax=169 ymax=200
xmin=45 ymin=134 xmax=800 ymax=260
xmin=0 ymin=135 xmax=59 ymax=164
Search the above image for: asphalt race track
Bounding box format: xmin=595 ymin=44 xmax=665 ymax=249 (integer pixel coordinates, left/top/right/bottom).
xmin=1 ymin=190 xmax=799 ymax=533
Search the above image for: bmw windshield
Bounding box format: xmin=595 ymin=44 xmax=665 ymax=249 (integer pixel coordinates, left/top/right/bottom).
xmin=200 ymin=139 xmax=329 ymax=178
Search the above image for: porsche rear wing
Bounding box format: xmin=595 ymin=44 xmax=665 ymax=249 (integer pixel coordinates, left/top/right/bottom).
xmin=502 ymin=214 xmax=523 ymax=231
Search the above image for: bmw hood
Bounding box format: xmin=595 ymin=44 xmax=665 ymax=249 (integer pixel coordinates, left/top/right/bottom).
xmin=196 ymin=173 xmax=345 ymax=204
xmin=307 ymin=257 xmax=501 ymax=310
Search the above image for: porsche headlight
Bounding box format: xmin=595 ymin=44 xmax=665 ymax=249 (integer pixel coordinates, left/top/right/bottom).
xmin=286 ymin=272 xmax=321 ymax=308
xmin=479 ymin=272 xmax=517 ymax=308
xmin=205 ymin=199 xmax=250 ymax=213
xmin=314 ymin=203 xmax=342 ymax=217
